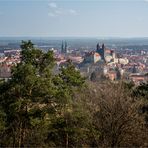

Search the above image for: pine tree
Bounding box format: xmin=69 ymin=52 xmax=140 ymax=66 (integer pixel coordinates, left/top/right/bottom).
xmin=0 ymin=41 xmax=56 ymax=147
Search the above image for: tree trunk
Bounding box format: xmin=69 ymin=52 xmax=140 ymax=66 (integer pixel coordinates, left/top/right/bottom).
xmin=18 ymin=122 xmax=22 ymax=148
xmin=66 ymin=133 xmax=69 ymax=148
xmin=12 ymin=129 xmax=16 ymax=147
xmin=65 ymin=117 xmax=69 ymax=148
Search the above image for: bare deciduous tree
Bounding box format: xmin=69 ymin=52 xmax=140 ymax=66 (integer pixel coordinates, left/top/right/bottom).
xmin=80 ymin=82 xmax=148 ymax=147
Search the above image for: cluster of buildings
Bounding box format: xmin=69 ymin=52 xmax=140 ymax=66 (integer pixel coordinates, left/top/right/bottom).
xmin=78 ymin=43 xmax=128 ymax=81
xmin=54 ymin=41 xmax=148 ymax=84
xmin=0 ymin=50 xmax=21 ymax=79
xmin=0 ymin=41 xmax=148 ymax=85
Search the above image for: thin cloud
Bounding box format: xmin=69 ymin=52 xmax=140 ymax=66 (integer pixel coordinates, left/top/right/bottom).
xmin=55 ymin=10 xmax=63 ymax=15
xmin=48 ymin=8 xmax=78 ymax=17
xmin=69 ymin=9 xmax=78 ymax=15
xmin=48 ymin=12 xmax=57 ymax=17
xmin=48 ymin=2 xmax=78 ymax=18
xmin=48 ymin=2 xmax=57 ymax=8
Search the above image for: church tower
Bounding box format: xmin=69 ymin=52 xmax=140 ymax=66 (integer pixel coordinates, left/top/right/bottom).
xmin=61 ymin=41 xmax=64 ymax=53
xmin=96 ymin=43 xmax=100 ymax=51
xmin=64 ymin=41 xmax=67 ymax=53
xmin=96 ymin=43 xmax=105 ymax=60
xmin=101 ymin=44 xmax=105 ymax=60
xmin=61 ymin=41 xmax=68 ymax=54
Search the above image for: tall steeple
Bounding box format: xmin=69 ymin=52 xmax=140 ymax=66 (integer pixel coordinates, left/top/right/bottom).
xmin=61 ymin=40 xmax=68 ymax=54
xmin=102 ymin=43 xmax=105 ymax=50
xmin=61 ymin=41 xmax=64 ymax=53
xmin=96 ymin=43 xmax=100 ymax=51
xmin=64 ymin=41 xmax=67 ymax=53
xmin=101 ymin=43 xmax=105 ymax=60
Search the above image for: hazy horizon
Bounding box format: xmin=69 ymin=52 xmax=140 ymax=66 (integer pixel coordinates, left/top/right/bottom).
xmin=1 ymin=36 xmax=148 ymax=39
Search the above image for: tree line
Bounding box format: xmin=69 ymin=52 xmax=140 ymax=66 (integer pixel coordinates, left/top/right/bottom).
xmin=0 ymin=41 xmax=148 ymax=147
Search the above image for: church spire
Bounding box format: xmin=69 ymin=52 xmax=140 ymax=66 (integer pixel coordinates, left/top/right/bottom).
xmin=96 ymin=43 xmax=100 ymax=51
xmin=61 ymin=41 xmax=64 ymax=53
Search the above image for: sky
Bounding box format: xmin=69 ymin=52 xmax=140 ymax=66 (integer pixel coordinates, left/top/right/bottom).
xmin=0 ymin=0 xmax=148 ymax=37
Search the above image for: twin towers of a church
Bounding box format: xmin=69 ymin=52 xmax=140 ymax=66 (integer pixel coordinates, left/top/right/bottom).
xmin=61 ymin=41 xmax=68 ymax=54
xmin=96 ymin=43 xmax=105 ymax=60
xmin=61 ymin=41 xmax=105 ymax=58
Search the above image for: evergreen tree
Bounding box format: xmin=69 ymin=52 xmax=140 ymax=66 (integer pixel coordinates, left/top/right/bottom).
xmin=0 ymin=41 xmax=56 ymax=147
xmin=46 ymin=60 xmax=87 ymax=147
xmin=0 ymin=41 xmax=88 ymax=147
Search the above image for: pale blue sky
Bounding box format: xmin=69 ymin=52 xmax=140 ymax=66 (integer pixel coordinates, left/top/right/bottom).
xmin=0 ymin=0 xmax=148 ymax=37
